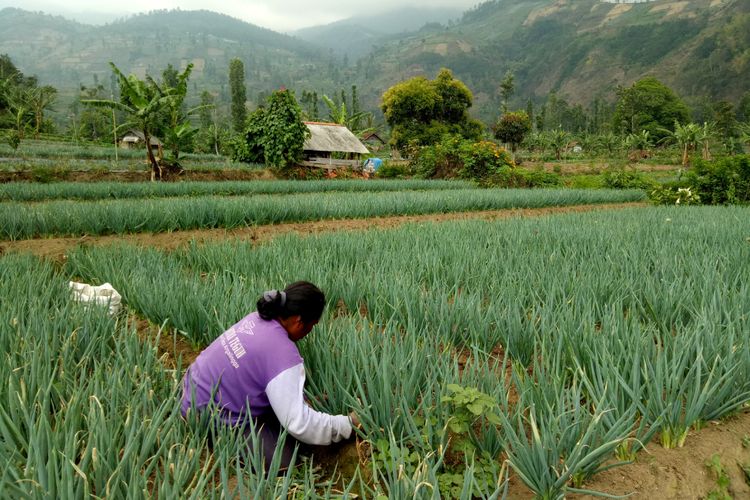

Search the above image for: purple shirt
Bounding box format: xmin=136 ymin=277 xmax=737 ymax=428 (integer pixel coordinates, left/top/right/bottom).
xmin=181 ymin=312 xmax=303 ymax=425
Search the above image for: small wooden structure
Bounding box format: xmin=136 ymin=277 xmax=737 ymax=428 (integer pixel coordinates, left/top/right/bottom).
xmin=302 ymin=122 xmax=369 ymax=169
xmin=361 ymin=131 xmax=386 ymax=152
xmin=120 ymin=130 xmax=162 ymax=154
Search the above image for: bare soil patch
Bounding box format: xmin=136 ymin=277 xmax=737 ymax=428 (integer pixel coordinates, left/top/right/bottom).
xmin=572 ymin=412 xmax=750 ymax=499
xmin=1 ymin=202 xmax=647 ymax=262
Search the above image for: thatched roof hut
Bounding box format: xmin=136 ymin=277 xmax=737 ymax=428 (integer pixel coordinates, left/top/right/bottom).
xmin=303 ymin=122 xmax=369 ymax=159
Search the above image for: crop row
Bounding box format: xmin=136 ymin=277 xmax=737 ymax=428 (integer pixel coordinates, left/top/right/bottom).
xmin=0 ymin=179 xmax=475 ymax=202
xmin=0 ymin=188 xmax=645 ymax=240
xmin=64 ymin=206 xmax=750 ymax=498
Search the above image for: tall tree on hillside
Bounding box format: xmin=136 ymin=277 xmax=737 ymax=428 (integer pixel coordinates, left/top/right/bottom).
xmin=234 ymin=89 xmax=309 ymax=170
xmin=28 ymin=85 xmax=57 ymax=139
xmin=613 ymin=77 xmax=690 ymax=142
xmin=229 ymin=58 xmax=247 ymax=133
xmin=499 ymin=71 xmax=515 ymax=113
xmin=493 ymin=111 xmax=531 ymax=155
xmin=382 ymin=68 xmax=483 ymax=152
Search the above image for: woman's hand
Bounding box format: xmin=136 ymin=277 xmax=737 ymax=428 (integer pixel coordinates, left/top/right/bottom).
xmin=348 ymin=411 xmax=361 ymax=430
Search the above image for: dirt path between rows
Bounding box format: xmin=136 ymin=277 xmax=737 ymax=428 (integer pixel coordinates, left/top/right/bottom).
xmin=1 ymin=202 xmax=646 ymax=261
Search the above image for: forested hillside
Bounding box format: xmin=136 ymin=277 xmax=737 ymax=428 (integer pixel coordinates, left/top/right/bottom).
xmin=0 ymin=0 xmax=747 ymax=124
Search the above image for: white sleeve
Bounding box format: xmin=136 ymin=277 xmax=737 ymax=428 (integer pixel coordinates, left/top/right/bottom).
xmin=265 ymin=363 xmax=353 ymax=445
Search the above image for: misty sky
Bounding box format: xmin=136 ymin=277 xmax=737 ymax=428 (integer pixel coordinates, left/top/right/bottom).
xmin=0 ymin=0 xmax=479 ymax=31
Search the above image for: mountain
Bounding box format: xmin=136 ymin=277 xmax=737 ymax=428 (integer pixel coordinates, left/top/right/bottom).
xmin=0 ymin=8 xmax=336 ymax=102
xmin=350 ymin=0 xmax=749 ymax=122
xmin=293 ymin=7 xmax=463 ymax=59
xmin=0 ymin=1 xmax=747 ymax=127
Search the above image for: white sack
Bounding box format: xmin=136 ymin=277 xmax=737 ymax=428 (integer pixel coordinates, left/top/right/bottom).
xmin=69 ymin=281 xmax=122 ymax=316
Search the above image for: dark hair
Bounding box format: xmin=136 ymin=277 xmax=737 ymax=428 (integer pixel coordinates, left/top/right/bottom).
xmin=256 ymin=281 xmax=326 ymax=323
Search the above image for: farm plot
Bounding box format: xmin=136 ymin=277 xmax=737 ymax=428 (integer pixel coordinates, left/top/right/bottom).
xmin=23 ymin=205 xmax=744 ymax=498
xmin=0 ymin=179 xmax=476 ymax=202
xmin=0 ymin=188 xmax=645 ymax=240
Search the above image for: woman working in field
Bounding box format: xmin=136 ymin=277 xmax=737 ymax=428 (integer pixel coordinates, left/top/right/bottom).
xmin=181 ymin=281 xmax=359 ymax=470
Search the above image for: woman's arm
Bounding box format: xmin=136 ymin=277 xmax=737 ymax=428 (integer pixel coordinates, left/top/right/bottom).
xmin=265 ymin=363 xmax=352 ymax=445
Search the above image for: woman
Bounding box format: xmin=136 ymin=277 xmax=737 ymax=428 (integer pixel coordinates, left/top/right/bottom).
xmin=181 ymin=281 xmax=358 ymax=470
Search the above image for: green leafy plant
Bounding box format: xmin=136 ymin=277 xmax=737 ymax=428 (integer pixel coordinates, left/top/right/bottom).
xmin=704 ymin=454 xmax=731 ymax=500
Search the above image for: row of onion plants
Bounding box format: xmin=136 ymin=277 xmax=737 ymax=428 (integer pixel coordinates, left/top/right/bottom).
xmin=0 ymin=179 xmax=475 ymax=202
xmin=0 ymin=188 xmax=645 ymax=240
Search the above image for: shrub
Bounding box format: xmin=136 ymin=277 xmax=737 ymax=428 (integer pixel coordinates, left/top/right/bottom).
xmin=375 ymin=161 xmax=413 ymax=179
xmin=686 ymin=155 xmax=750 ymax=204
xmin=650 ymin=186 xmax=701 ymax=205
xmin=602 ymin=168 xmax=656 ymax=190
xmin=409 ymin=135 xmax=513 ymax=181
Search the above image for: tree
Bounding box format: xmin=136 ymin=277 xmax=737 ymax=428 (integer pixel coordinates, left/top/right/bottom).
xmin=493 ymin=111 xmax=531 ymax=154
xmin=662 ymin=121 xmax=700 ymax=167
xmin=321 ymin=94 xmax=373 ymax=136
xmin=737 ymin=91 xmax=750 ymax=124
xmin=544 ymin=128 xmax=571 ymax=160
xmin=156 ymin=63 xmax=204 ymax=161
xmin=613 ymin=77 xmax=690 ymax=142
xmin=229 ymin=58 xmax=247 ymax=133
xmin=235 ymin=88 xmax=309 ymax=169
xmin=499 ymin=71 xmax=515 ymax=113
xmin=28 ymin=85 xmax=56 ymax=139
xmin=381 ymin=68 xmax=483 ymax=152
xmin=84 ymin=63 xmax=178 ymax=181
xmin=76 ymin=83 xmax=111 ymax=141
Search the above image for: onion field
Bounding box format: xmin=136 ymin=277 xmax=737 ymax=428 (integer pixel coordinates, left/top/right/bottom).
xmin=0 ymin=179 xmax=476 ymax=202
xmin=0 ymin=188 xmax=644 ymax=240
xmin=2 ymin=204 xmax=748 ymax=498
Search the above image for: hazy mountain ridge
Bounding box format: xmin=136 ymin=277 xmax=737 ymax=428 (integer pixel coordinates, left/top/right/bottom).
xmin=354 ymin=0 xmax=748 ymax=121
xmin=293 ymin=7 xmax=463 ymax=59
xmin=0 ymin=1 xmax=747 ymax=124
xmin=0 ymin=7 xmax=335 ymax=102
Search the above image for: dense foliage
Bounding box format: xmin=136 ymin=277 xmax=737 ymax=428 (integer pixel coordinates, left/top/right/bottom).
xmin=381 ymin=69 xmax=483 ymax=152
xmin=233 ymin=89 xmax=309 ymax=169
xmin=493 ymin=111 xmax=532 ymax=152
xmin=613 ymin=77 xmax=690 ymax=142
xmin=409 ymin=135 xmax=514 ymax=181
xmin=686 ymin=155 xmax=750 ymax=204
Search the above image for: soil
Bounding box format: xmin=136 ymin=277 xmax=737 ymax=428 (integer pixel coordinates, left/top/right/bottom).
xmin=571 ymin=412 xmax=750 ymax=500
xmin=0 ymin=202 xmax=647 ymax=262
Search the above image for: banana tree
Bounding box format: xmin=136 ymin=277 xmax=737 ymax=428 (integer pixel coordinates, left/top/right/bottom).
xmin=28 ymin=85 xmax=57 ymax=139
xmin=321 ymin=95 xmax=374 ymax=137
xmin=544 ymin=128 xmax=571 ymax=160
xmin=148 ymin=63 xmax=207 ymax=162
xmin=697 ymin=121 xmax=715 ymax=161
xmin=83 ymin=63 xmax=172 ymax=181
xmin=662 ymin=121 xmax=700 ymax=167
